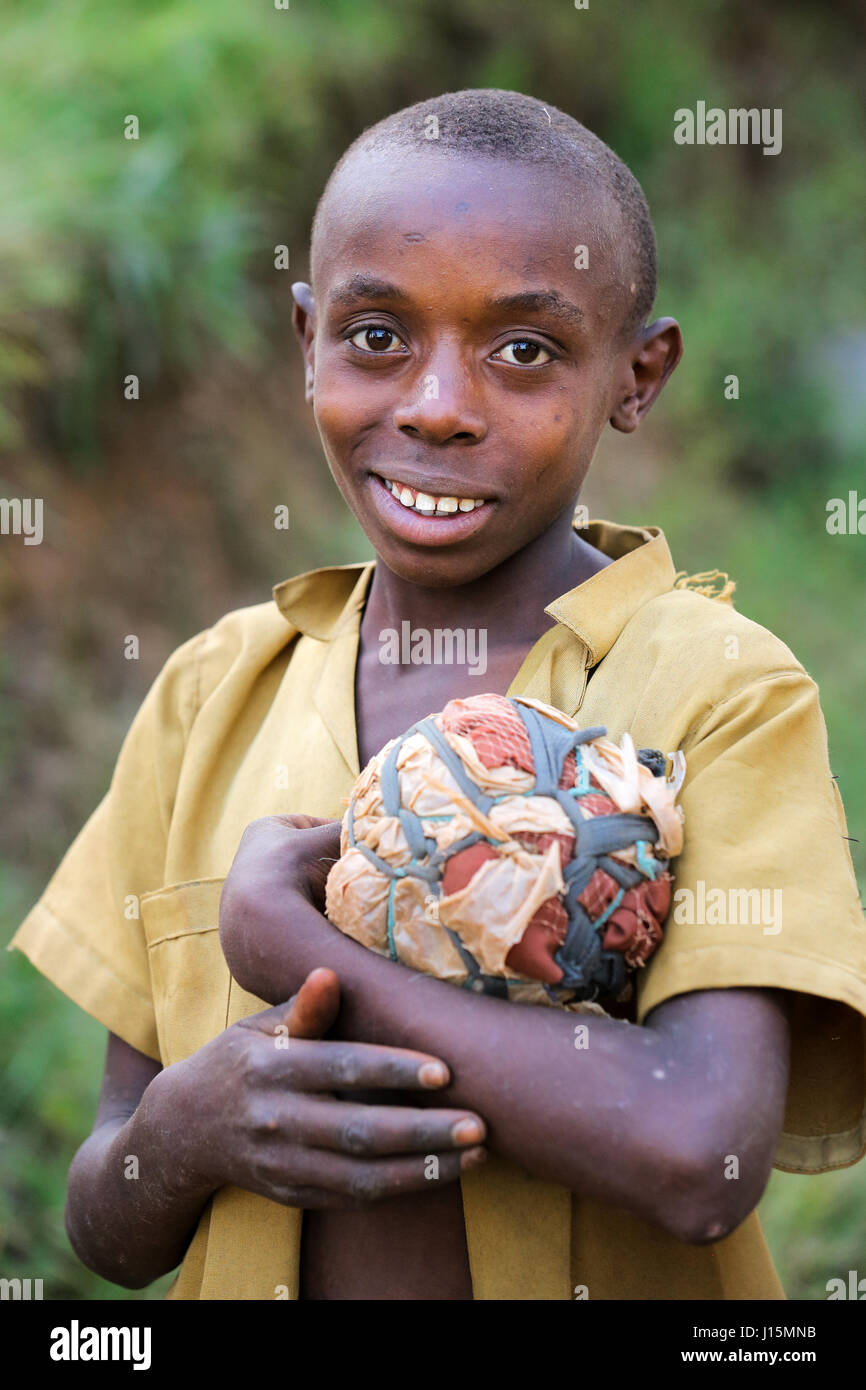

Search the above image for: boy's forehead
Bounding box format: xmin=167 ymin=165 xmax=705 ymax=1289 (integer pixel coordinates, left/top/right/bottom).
xmin=312 ymin=147 xmax=626 ymax=308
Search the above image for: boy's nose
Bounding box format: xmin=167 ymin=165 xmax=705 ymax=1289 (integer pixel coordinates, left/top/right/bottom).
xmin=393 ymin=369 xmax=487 ymax=445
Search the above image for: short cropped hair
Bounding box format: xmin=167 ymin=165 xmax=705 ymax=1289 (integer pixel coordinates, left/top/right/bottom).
xmin=311 ymin=88 xmax=657 ymax=336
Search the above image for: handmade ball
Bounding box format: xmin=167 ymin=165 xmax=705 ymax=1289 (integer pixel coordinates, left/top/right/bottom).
xmin=325 ymin=693 xmax=685 ymax=1010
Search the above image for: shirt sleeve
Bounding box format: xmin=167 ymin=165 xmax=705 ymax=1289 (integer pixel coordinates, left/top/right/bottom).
xmin=635 ymin=668 xmax=866 ymax=1173
xmin=6 ymin=633 xmax=207 ymax=1062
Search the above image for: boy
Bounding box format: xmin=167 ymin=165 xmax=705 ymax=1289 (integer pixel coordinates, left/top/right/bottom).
xmin=9 ymin=89 xmax=866 ymax=1301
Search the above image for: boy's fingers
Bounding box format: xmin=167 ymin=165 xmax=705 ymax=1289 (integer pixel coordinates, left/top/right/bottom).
xmin=285 ymin=968 xmax=340 ymax=1039
xmin=290 ymin=1093 xmax=486 ymax=1156
xmin=243 ymin=974 xmax=340 ymax=1044
xmin=273 ymin=814 xmax=334 ymax=831
xmin=275 ymin=1146 xmax=487 ymax=1205
xmin=280 ymin=1040 xmax=452 ymax=1092
xmin=240 ymin=1008 xmax=453 ymax=1089
xmin=237 ymin=815 xmax=341 ymax=871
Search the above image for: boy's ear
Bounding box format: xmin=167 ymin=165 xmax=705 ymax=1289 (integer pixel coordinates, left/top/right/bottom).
xmin=291 ymin=281 xmax=317 ymax=404
xmin=610 ymin=318 xmax=683 ymax=434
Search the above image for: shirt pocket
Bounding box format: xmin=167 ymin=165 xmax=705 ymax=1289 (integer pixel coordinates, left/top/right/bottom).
xmin=140 ymin=878 xmax=231 ymax=1068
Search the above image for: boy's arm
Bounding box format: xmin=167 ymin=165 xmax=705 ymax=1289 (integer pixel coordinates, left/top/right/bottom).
xmin=220 ymin=817 xmax=791 ymax=1245
xmin=347 ymin=974 xmax=790 ymax=1246
xmin=65 ymin=1033 xmax=214 ymax=1288
xmin=65 ymin=975 xmax=487 ymax=1289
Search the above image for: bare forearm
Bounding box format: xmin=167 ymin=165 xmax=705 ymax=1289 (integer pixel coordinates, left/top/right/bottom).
xmin=346 ymin=951 xmax=787 ymax=1241
xmin=226 ymin=894 xmax=781 ymax=1239
xmin=65 ymin=1066 xmax=217 ymax=1289
xmin=336 ymin=949 xmax=712 ymax=1231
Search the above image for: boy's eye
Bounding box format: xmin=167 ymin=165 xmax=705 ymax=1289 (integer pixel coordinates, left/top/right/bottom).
xmin=494 ymin=339 xmax=553 ymax=366
xmin=347 ymin=325 xmax=407 ymax=354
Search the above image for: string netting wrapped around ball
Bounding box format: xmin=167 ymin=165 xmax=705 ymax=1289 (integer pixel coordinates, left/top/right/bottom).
xmin=325 ymin=693 xmax=685 ymax=1013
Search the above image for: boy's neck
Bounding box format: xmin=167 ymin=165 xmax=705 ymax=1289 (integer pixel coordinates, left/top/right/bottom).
xmin=360 ymin=507 xmax=611 ymax=652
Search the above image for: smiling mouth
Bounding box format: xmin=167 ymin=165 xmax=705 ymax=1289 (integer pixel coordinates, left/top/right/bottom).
xmin=373 ymin=472 xmax=488 ymax=516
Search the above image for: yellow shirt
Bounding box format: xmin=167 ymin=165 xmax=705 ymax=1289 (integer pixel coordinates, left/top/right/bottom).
xmin=9 ymin=519 xmax=866 ymax=1300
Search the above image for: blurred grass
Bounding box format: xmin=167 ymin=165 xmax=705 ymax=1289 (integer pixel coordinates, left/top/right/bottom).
xmin=0 ymin=865 xmax=173 ymax=1299
xmin=1 ymin=0 xmax=864 ymax=1299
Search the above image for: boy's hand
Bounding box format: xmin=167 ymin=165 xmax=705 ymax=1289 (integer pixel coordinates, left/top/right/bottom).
xmin=220 ymin=815 xmax=345 ymax=1001
xmin=172 ymin=966 xmax=487 ymax=1210
xmin=269 ymin=813 xmax=343 ymax=909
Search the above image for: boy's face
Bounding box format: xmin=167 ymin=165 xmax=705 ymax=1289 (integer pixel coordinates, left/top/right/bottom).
xmin=295 ymin=149 xmax=679 ymax=587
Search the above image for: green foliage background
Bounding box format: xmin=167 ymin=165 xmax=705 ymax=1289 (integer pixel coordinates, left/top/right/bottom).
xmin=0 ymin=0 xmax=864 ymax=1300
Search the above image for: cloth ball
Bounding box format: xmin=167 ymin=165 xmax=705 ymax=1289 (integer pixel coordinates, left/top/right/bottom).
xmin=325 ymin=693 xmax=685 ymax=1010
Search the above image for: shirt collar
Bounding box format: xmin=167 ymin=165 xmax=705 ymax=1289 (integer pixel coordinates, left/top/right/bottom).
xmin=272 ymin=561 xmax=374 ymax=640
xmin=545 ymin=520 xmax=677 ymax=665
xmin=272 ymin=519 xmax=677 ymax=659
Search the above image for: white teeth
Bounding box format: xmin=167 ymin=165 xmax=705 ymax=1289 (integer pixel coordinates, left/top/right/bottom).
xmin=381 ymin=476 xmax=485 ymax=515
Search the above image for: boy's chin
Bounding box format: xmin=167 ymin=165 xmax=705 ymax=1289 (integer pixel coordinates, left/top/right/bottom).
xmin=372 ymin=545 xmax=503 ymax=588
